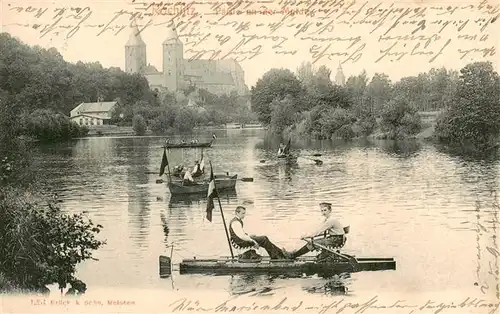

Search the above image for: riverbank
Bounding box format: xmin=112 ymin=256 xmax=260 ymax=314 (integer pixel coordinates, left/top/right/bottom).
xmin=83 ymin=123 xmax=266 ymax=137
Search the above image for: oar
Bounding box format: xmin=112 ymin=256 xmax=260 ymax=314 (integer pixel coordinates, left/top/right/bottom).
xmin=303 ymin=237 xmax=355 ymax=264
xmin=155 ymin=177 xmax=254 ymax=184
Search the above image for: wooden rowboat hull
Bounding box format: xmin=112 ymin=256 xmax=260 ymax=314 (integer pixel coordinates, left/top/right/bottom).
xmin=166 ymin=141 xmax=213 ymax=149
xmin=159 ymin=255 xmax=396 ymax=278
xmin=167 ymin=175 xmax=238 ymax=195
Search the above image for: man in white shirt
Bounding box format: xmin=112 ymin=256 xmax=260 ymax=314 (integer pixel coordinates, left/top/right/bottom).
xmin=287 ymin=202 xmax=346 ymax=259
xmin=229 ymin=206 xmax=287 ymax=260
xmin=182 ymin=168 xmax=195 ymax=185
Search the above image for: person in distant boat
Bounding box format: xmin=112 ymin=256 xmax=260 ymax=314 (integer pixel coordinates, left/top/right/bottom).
xmin=286 ymin=202 xmax=346 ymax=260
xmin=229 ymin=206 xmax=288 ymax=260
xmin=182 ymin=168 xmax=195 ymax=185
xmin=277 ymin=142 xmax=286 ymax=156
xmin=192 ymin=160 xmax=203 ymax=177
xmin=173 ymin=165 xmax=184 ymax=177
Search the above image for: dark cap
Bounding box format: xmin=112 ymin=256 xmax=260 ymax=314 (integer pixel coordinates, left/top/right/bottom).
xmin=319 ymin=202 xmax=332 ymax=206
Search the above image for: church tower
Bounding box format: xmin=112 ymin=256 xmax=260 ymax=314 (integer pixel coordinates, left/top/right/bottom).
xmin=335 ymin=62 xmax=346 ymax=86
xmin=162 ymin=24 xmax=184 ymax=92
xmin=125 ymin=21 xmax=147 ymax=74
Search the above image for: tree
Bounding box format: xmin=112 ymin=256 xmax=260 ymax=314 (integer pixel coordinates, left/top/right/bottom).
xmin=250 ymin=68 xmax=302 ymax=125
xmin=345 ymin=70 xmax=368 ymax=114
xmin=132 ymin=114 xmax=147 ymax=135
xmin=269 ymin=96 xmax=297 ymax=135
xmin=435 ymin=62 xmax=500 ymax=149
xmin=379 ymin=97 xmax=422 ymax=139
xmin=364 ymin=73 xmax=392 ymax=115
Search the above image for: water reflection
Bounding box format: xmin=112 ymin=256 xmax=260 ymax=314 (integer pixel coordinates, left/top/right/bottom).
xmin=168 ymin=190 xmax=238 ymax=208
xmin=124 ymin=138 xmax=152 ymax=249
xmin=436 ymin=143 xmax=500 ymax=162
xmin=301 ymin=274 xmax=351 ymax=296
xmin=378 ymin=140 xmax=422 ymax=157
xmin=228 ymin=273 xmax=350 ymax=296
xmin=229 ymin=275 xmax=279 ymax=296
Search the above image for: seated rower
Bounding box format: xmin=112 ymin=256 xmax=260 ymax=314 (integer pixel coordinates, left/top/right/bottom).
xmin=229 ymin=206 xmax=287 ymax=260
xmin=182 ymin=168 xmax=195 ymax=186
xmin=287 ymin=202 xmax=346 ymax=260
xmin=277 ymin=142 xmax=285 ymax=156
xmin=192 ymin=160 xmax=203 ymax=177
xmin=172 ymin=165 xmax=183 ymax=177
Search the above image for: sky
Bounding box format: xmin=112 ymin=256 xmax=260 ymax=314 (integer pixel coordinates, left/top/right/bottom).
xmin=2 ymin=0 xmax=499 ymax=88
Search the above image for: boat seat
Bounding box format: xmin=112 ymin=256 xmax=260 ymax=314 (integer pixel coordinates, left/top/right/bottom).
xmin=310 ymin=226 xmax=350 ymax=252
xmin=230 ymin=238 xmax=263 ymax=262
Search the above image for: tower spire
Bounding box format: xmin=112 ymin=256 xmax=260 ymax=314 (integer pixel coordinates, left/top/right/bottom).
xmin=124 ymin=18 xmax=147 ymax=74
xmin=335 ymin=61 xmax=345 ymax=86
xmin=126 ymin=19 xmax=146 ymax=47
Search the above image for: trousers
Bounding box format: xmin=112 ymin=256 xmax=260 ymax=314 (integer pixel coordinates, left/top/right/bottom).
xmin=250 ymin=235 xmax=286 ymax=259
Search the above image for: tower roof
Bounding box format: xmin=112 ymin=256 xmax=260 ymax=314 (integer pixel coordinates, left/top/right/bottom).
xmin=126 ymin=21 xmax=146 ymax=46
xmin=162 ymin=25 xmax=180 ymax=45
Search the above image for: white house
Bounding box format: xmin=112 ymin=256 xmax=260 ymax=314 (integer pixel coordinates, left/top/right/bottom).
xmin=70 ymin=101 xmax=117 ymax=127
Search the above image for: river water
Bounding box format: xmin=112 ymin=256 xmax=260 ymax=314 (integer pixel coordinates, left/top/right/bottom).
xmin=26 ymin=129 xmax=500 ymax=304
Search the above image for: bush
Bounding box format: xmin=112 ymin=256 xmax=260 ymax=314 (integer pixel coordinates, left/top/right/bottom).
xmin=352 ymin=113 xmax=376 ymax=137
xmin=132 ymin=114 xmax=147 ymax=135
xmin=0 ymin=187 xmax=105 ymax=293
xmin=379 ymin=98 xmax=422 ymax=139
xmin=318 ymin=108 xmax=355 ymax=139
xmin=18 ymin=109 xmax=88 ymax=142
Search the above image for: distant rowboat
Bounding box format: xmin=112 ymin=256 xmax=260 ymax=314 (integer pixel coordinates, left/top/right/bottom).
xmin=166 ymin=140 xmax=213 ymax=149
xmin=167 ymin=174 xmax=238 ymax=195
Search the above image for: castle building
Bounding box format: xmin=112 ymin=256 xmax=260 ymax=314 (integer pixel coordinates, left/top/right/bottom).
xmin=125 ymin=23 xmax=249 ymax=97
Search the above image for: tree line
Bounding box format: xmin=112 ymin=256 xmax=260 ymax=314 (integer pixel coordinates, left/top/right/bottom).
xmin=250 ymin=61 xmax=500 ymax=151
xmin=0 ymin=32 xmax=256 ymax=140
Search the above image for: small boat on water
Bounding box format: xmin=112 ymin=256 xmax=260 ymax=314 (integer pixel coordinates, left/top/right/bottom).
xmin=167 ymin=174 xmax=239 ymax=195
xmin=159 ymin=228 xmax=396 ymax=278
xmin=165 ymin=134 xmax=217 ymax=149
xmin=166 ymin=140 xmax=214 ymax=149
xmin=276 ymin=139 xmax=323 ymax=165
xmin=159 ymin=255 xmax=396 ymax=277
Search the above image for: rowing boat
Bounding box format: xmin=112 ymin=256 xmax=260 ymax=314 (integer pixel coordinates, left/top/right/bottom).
xmin=167 ymin=174 xmax=238 ymax=195
xmin=159 ymin=225 xmax=396 ymax=278
xmin=166 ymin=140 xmax=213 ymax=149
xmin=158 ymin=255 xmax=396 ymax=278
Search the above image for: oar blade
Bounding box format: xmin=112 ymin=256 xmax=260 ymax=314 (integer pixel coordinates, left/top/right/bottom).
xmin=241 ymin=177 xmax=254 ymax=182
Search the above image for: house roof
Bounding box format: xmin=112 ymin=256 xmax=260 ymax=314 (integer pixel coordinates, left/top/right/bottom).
xmin=185 ymin=72 xmax=235 ymax=85
xmin=144 ymin=64 xmax=159 ymax=74
xmin=70 ymin=114 xmax=109 ymax=120
xmin=72 ymin=101 xmax=117 ymax=114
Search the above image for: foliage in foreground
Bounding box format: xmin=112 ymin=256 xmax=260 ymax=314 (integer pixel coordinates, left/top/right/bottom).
xmin=0 ymin=159 xmax=105 ymax=293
